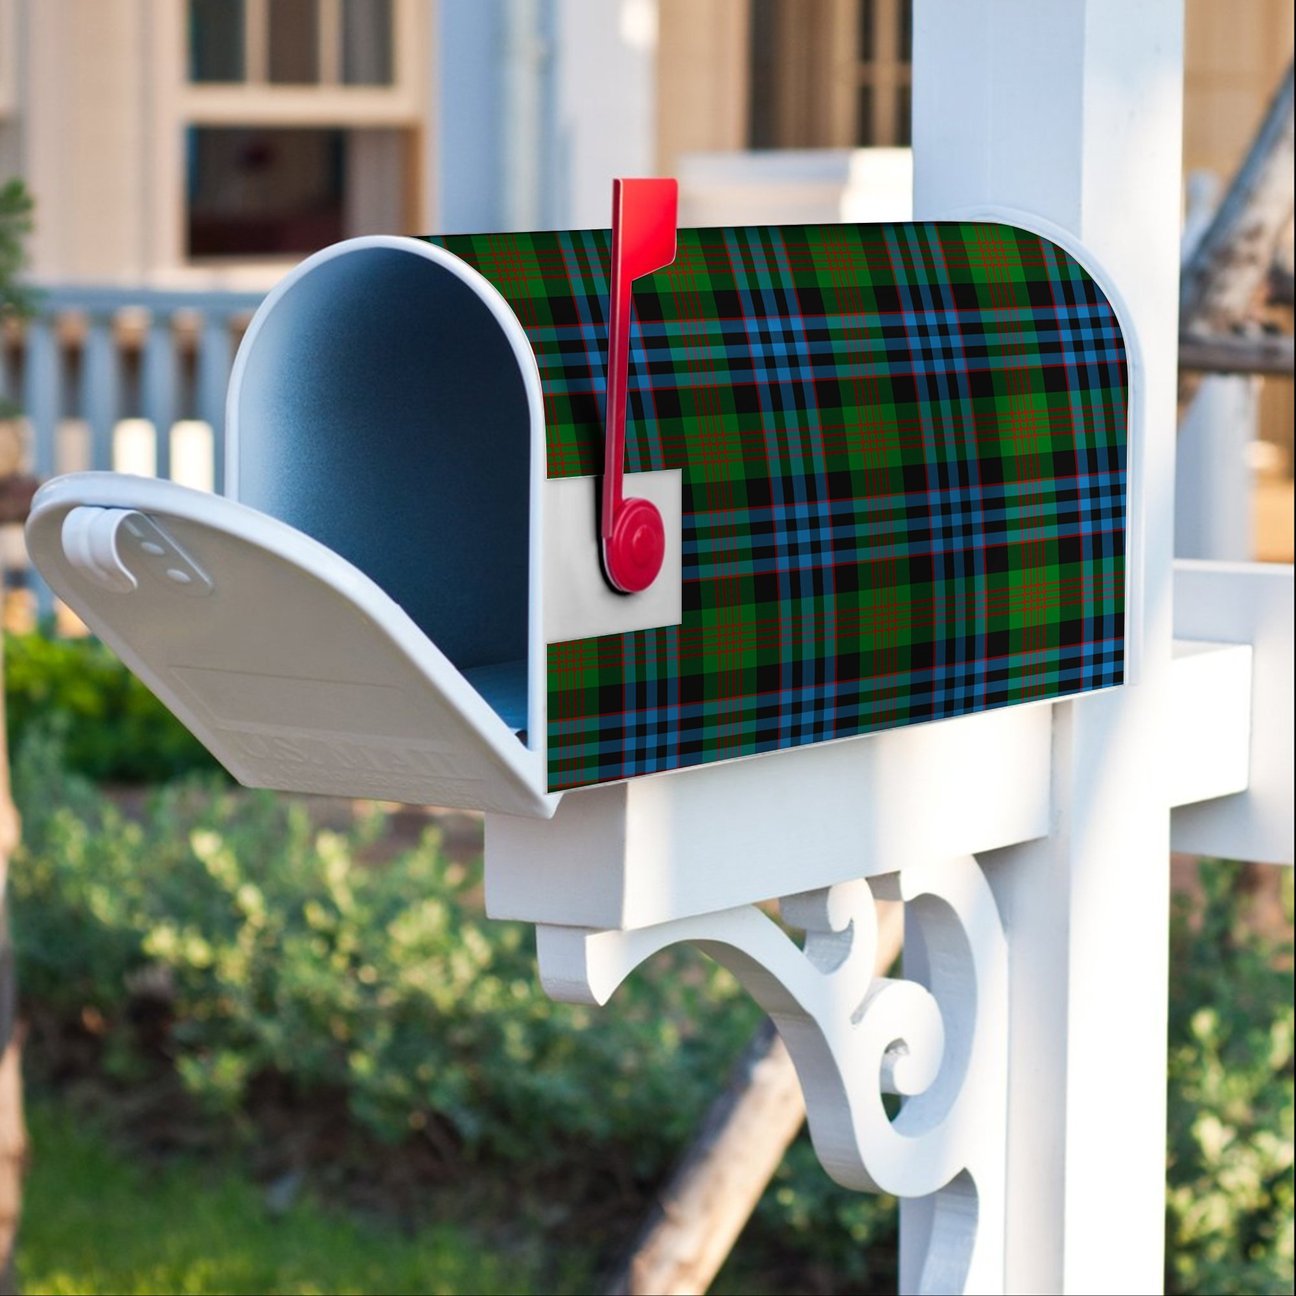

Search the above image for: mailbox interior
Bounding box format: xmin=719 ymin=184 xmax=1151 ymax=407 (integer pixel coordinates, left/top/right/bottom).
xmin=228 ymin=239 xmax=543 ymax=740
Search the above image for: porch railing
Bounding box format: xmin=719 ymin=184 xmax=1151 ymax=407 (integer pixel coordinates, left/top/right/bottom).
xmin=1 ymin=284 xmax=265 ymax=618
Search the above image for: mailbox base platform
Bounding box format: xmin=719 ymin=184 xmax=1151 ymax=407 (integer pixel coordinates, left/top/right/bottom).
xmin=485 ymin=702 xmax=1052 ymax=930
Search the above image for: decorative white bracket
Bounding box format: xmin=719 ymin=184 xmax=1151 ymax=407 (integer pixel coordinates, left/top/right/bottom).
xmin=536 ymin=855 xmax=1008 ymax=1296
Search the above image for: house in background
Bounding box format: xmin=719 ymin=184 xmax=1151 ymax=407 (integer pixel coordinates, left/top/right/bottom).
xmin=0 ymin=0 xmax=1289 ymax=568
xmin=0 ymin=0 xmax=429 ymax=289
xmin=0 ymin=0 xmax=1289 ymax=271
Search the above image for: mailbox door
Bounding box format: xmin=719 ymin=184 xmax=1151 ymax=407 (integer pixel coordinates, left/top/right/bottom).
xmin=26 ymin=473 xmax=556 ymax=818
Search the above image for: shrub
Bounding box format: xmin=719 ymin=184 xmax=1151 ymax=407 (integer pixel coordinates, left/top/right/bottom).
xmin=4 ymin=630 xmax=220 ymax=784
xmin=1166 ymin=861 xmax=1294 ymax=1295
xmin=10 ymin=725 xmax=758 ymax=1171
xmin=9 ymin=724 xmax=1293 ymax=1293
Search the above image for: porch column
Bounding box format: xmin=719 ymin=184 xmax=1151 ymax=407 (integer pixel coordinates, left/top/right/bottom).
xmin=911 ymin=4 xmax=1184 ymax=1291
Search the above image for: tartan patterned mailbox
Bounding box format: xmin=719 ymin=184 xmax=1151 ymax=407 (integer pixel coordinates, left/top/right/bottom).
xmin=26 ymin=192 xmax=1129 ymax=816
xmin=435 ymin=218 xmax=1129 ymax=791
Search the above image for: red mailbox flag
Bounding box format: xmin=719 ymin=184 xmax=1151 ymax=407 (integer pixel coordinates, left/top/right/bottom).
xmin=601 ymin=178 xmax=678 ymax=593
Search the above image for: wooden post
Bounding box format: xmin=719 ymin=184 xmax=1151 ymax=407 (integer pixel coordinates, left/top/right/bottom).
xmin=608 ymin=1020 xmax=806 ymax=1296
xmin=1180 ymin=63 xmax=1294 ymax=337
xmin=912 ymin=3 xmax=1183 ymax=1291
xmin=607 ymin=903 xmax=905 ymax=1296
xmin=1177 ymin=332 xmax=1294 ymax=376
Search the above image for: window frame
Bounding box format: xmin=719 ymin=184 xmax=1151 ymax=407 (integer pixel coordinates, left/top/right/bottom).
xmin=0 ymin=0 xmax=16 ymax=117
xmin=152 ymin=0 xmax=426 ymax=278
xmin=182 ymin=0 xmax=421 ymax=123
xmin=855 ymin=0 xmax=912 ymax=147
xmin=748 ymin=0 xmax=913 ymax=150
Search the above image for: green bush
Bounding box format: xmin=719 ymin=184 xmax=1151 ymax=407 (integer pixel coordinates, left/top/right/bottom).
xmin=9 ymin=723 xmax=1292 ymax=1293
xmin=11 ymin=723 xmax=899 ymax=1289
xmin=11 ymin=726 xmax=759 ymax=1171
xmin=726 ymin=1137 xmax=897 ymax=1294
xmin=1166 ymin=861 xmax=1294 ymax=1295
xmin=4 ymin=631 xmax=220 ymax=783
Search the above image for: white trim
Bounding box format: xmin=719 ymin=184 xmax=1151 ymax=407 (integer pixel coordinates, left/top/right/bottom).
xmin=245 ymin=0 xmax=270 ymax=84
xmin=146 ymin=0 xmax=187 ymax=276
xmin=178 ymin=86 xmax=422 ymax=127
xmin=1166 ymin=638 xmax=1252 ymax=809
xmin=319 ymin=0 xmax=343 ymax=85
xmin=543 ymin=471 xmax=683 ymax=642
xmin=1172 ymin=560 xmax=1294 ymax=864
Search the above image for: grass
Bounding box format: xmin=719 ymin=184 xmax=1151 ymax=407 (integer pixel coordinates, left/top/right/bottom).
xmin=17 ymin=1101 xmax=550 ymax=1295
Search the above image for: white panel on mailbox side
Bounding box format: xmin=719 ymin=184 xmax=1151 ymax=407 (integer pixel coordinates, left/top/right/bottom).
xmin=1171 ymin=559 xmax=1293 ymax=865
xmin=26 ymin=473 xmax=556 ymax=819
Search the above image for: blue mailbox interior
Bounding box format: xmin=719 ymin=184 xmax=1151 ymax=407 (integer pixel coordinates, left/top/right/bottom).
xmin=232 ymin=244 xmax=533 ymax=733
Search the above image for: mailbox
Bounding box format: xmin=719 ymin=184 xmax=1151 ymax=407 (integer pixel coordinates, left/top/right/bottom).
xmin=27 ymin=183 xmax=1130 ymax=818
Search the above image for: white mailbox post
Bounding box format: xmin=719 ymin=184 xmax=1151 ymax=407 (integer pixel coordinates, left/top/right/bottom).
xmin=500 ymin=5 xmax=1293 ymax=1293
xmin=913 ymin=7 xmax=1291 ymax=1292
xmin=22 ymin=4 xmax=1294 ymax=1294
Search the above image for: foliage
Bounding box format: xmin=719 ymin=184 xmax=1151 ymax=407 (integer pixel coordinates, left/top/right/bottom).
xmin=1166 ymin=861 xmax=1294 ymax=1296
xmin=18 ymin=1101 xmax=549 ymax=1295
xmin=720 ymin=1137 xmax=898 ymax=1294
xmin=3 ymin=631 xmax=221 ymax=783
xmin=10 ymin=726 xmax=759 ymax=1172
xmin=0 ymin=177 xmax=34 ymax=315
xmin=9 ymin=726 xmax=1293 ymax=1292
xmin=0 ymin=177 xmax=35 ymax=419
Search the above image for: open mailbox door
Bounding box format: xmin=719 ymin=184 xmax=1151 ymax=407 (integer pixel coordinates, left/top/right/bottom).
xmin=27 ymin=473 xmax=556 ymax=818
xmin=27 ymin=235 xmax=556 ymax=819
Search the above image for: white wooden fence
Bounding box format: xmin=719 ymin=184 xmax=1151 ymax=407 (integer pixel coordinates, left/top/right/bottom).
xmin=2 ymin=160 xmax=1266 ymax=621
xmin=0 ymin=285 xmax=264 ymax=615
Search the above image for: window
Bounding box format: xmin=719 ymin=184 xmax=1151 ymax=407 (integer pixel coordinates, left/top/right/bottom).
xmin=748 ymin=0 xmax=912 ymax=149
xmin=166 ymin=0 xmax=423 ymax=265
xmin=186 ymin=126 xmax=412 ymax=259
xmin=269 ymin=0 xmax=320 ymax=85
xmin=342 ymin=0 xmax=394 ymax=85
xmin=187 ymin=0 xmax=395 ymax=87
xmin=190 ymin=0 xmax=247 ymax=82
xmin=856 ymin=0 xmax=912 ymax=146
xmin=187 ymin=127 xmax=345 ymax=256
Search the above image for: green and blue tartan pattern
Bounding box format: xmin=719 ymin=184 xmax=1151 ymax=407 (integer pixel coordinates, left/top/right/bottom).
xmin=429 ymin=222 xmax=1129 ymax=792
